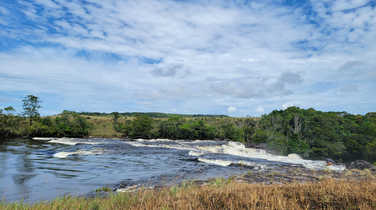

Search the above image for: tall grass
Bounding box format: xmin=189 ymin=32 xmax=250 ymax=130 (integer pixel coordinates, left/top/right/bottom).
xmin=1 ymin=179 xmax=376 ymax=210
xmin=84 ymin=115 xmax=122 ymax=138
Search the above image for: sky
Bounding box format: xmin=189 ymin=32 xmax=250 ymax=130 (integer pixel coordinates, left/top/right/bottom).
xmin=0 ymin=0 xmax=375 ymax=116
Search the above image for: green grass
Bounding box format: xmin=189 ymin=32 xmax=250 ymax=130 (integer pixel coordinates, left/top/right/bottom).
xmin=95 ymin=186 xmax=112 ymax=193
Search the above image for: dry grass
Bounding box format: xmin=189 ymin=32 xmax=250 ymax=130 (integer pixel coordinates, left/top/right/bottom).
xmin=83 ymin=115 xmax=123 ymax=138
xmin=83 ymin=115 xmax=257 ymax=138
xmin=1 ymin=179 xmax=376 ymax=210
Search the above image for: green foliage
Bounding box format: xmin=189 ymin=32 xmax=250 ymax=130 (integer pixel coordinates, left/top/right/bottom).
xmin=181 ymin=120 xmax=216 ymax=139
xmin=53 ymin=112 xmax=90 ymax=137
xmin=0 ymin=105 xmax=90 ymax=139
xmin=2 ymin=95 xmax=376 ymax=163
xmin=123 ymin=115 xmax=154 ymax=138
xmin=365 ymin=139 xmax=376 ymax=161
xmin=158 ymin=117 xmax=184 ymax=139
xmin=220 ymin=122 xmax=243 ymax=142
xmin=22 ymin=112 xmax=90 ymax=138
xmin=251 ymin=107 xmax=376 ymax=162
xmin=0 ymin=106 xmax=24 ymax=139
xmin=80 ymin=111 xmax=228 ymax=118
xmin=95 ymin=186 xmax=112 ymax=193
xmin=266 ymin=133 xmax=288 ymax=155
xmin=4 ymin=106 xmax=15 ymax=114
xmin=242 ymin=118 xmax=256 ymax=142
xmin=113 ymin=107 xmax=376 ymax=162
xmin=112 ymin=112 xmax=121 ymax=132
xmin=117 ymin=117 xmax=244 ymax=141
xmin=22 ymin=95 xmax=41 ymax=126
xmin=252 ymin=129 xmax=268 ymax=144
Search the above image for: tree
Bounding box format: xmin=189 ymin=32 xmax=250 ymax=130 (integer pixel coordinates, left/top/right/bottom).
xmin=4 ymin=106 xmax=15 ymax=115
xmin=242 ymin=117 xmax=256 ymax=143
xmin=221 ymin=122 xmax=242 ymax=141
xmin=22 ymin=95 xmax=41 ymax=126
xmin=159 ymin=116 xmax=183 ymax=139
xmin=125 ymin=115 xmax=154 ymax=138
xmin=112 ymin=112 xmax=122 ymax=132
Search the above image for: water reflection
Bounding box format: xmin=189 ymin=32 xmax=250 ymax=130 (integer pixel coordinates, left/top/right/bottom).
xmin=0 ymin=143 xmax=7 ymax=178
xmin=0 ymin=138 xmax=247 ymax=203
xmin=14 ymin=148 xmax=35 ymax=201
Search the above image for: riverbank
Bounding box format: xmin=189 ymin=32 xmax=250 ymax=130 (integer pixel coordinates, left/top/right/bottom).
xmin=1 ymin=178 xmax=375 ymax=210
xmin=3 ymin=107 xmax=376 ymax=165
xmin=2 ymin=137 xmax=376 ymax=209
xmin=113 ymin=161 xmax=375 ymax=193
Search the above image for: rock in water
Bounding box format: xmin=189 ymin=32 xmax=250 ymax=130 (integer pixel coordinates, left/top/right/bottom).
xmin=325 ymin=158 xmax=335 ymax=166
xmin=346 ymin=160 xmax=376 ymax=171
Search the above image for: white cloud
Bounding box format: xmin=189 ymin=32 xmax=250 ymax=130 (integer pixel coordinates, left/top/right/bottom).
xmin=282 ymin=103 xmax=295 ymax=110
xmin=256 ymin=106 xmax=265 ymax=113
xmin=332 ymin=0 xmax=371 ymax=11
xmin=0 ymin=0 xmax=375 ymax=116
xmin=227 ymin=106 xmax=237 ymax=113
xmin=0 ymin=7 xmax=8 ymax=15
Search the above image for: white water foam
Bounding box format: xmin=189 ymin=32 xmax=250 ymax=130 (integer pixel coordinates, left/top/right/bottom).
xmin=116 ymin=185 xmax=140 ymax=193
xmin=197 ymin=158 xmax=264 ymax=169
xmin=131 ymin=139 xmax=201 ymax=152
xmin=287 ymin=154 xmax=302 ymax=159
xmin=53 ymin=149 xmax=104 ymax=158
xmin=33 ymin=137 xmax=101 ymax=146
xmin=188 ymin=151 xmax=205 ymax=156
xmin=198 ymin=158 xmax=232 ymax=167
xmin=125 ymin=139 xmax=346 ymax=171
xmin=32 ymin=137 xmax=57 ymax=141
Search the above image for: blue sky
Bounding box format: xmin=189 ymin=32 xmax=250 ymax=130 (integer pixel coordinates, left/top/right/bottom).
xmin=0 ymin=0 xmax=375 ymax=116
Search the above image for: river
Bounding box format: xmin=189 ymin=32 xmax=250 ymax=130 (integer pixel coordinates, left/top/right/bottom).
xmin=0 ymin=138 xmax=345 ymax=203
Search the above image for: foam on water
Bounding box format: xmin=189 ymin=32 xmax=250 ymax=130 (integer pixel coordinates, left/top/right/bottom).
xmin=188 ymin=151 xmax=204 ymax=156
xmin=53 ymin=149 xmax=104 ymax=158
xmin=33 ymin=137 xmax=101 ymax=146
xmin=53 ymin=152 xmax=75 ymax=158
xmin=197 ymin=158 xmax=265 ymax=170
xmin=198 ymin=158 xmax=232 ymax=166
xmin=125 ymin=139 xmax=346 ymax=171
xmin=35 ymin=137 xmax=345 ymax=171
xmin=32 ymin=137 xmax=57 ymax=141
xmin=131 ymin=139 xmax=201 ymax=152
xmin=287 ymin=154 xmax=302 ymax=159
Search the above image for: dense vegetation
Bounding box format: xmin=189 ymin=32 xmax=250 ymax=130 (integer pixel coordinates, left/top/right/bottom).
xmin=0 ymin=110 xmax=90 ymax=139
xmin=114 ymin=115 xmax=247 ymax=141
xmin=253 ymin=107 xmax=376 ymax=162
xmin=1 ymin=179 xmax=376 ymax=210
xmin=2 ymin=95 xmax=376 ymax=163
xmin=112 ymin=107 xmax=376 ymax=163
xmin=0 ymin=95 xmax=90 ymax=139
xmin=79 ymin=111 xmax=228 ymax=118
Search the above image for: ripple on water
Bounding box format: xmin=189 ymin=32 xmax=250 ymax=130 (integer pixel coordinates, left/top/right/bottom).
xmin=0 ymin=138 xmax=346 ymax=203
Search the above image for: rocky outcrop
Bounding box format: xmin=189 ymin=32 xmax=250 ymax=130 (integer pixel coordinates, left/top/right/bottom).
xmin=346 ymin=160 xmax=376 ymax=171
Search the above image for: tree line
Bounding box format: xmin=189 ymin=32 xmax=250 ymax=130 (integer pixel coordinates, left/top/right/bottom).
xmin=113 ymin=115 xmax=247 ymax=141
xmin=2 ymin=95 xmax=376 ymax=163
xmin=0 ymin=95 xmax=90 ymax=139
xmin=80 ymin=111 xmax=228 ymax=118
xmin=252 ymin=107 xmax=376 ymax=162
xmin=113 ymin=107 xmax=376 ymax=163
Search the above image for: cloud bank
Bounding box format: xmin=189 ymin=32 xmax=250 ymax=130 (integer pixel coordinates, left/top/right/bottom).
xmin=0 ymin=0 xmax=375 ymax=116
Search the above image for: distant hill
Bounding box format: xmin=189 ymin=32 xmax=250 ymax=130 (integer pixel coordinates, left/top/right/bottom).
xmin=77 ymin=111 xmax=229 ymax=118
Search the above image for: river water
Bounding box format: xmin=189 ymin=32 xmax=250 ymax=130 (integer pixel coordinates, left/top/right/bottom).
xmin=0 ymin=138 xmax=345 ymax=203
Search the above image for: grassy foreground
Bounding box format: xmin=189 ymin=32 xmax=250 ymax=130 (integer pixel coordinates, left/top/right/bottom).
xmin=1 ymin=179 xmax=376 ymax=210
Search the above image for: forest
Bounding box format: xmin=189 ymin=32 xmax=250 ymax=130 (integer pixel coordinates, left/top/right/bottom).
xmin=1 ymin=95 xmax=376 ymax=163
xmin=112 ymin=107 xmax=376 ymax=163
